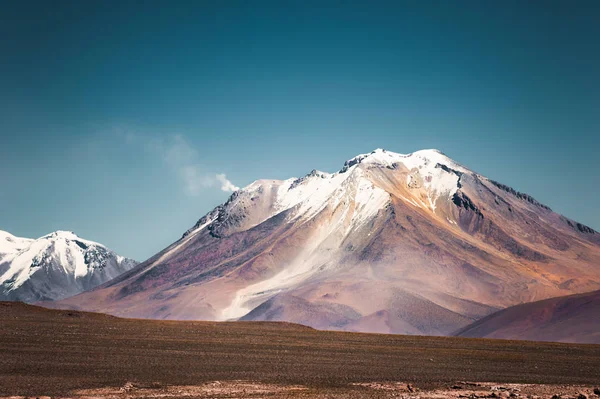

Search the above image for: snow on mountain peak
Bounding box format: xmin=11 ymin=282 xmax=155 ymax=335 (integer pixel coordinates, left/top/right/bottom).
xmin=338 ymin=148 xmax=468 ymax=211
xmin=235 ymin=149 xmax=466 ymax=197
xmin=0 ymin=230 xmax=137 ymax=302
xmin=342 ymin=148 xmax=466 ymax=173
xmin=0 ymin=230 xmax=33 ymax=256
xmin=43 ymin=230 xmax=78 ymax=238
xmin=185 ymin=148 xmax=473 ymax=241
xmin=39 ymin=230 xmax=103 ymax=248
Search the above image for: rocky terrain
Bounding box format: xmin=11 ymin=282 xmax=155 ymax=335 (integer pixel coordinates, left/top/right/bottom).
xmin=8 ymin=380 xmax=597 ymax=399
xmin=50 ymin=149 xmax=600 ymax=336
xmin=0 ymin=230 xmax=137 ymax=302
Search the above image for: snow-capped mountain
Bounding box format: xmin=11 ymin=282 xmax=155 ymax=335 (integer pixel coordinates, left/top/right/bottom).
xmin=0 ymin=230 xmax=137 ymax=302
xmin=52 ymin=149 xmax=600 ymax=335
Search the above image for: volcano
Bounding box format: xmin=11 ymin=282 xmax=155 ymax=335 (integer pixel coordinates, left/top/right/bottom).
xmin=51 ymin=149 xmax=600 ymax=335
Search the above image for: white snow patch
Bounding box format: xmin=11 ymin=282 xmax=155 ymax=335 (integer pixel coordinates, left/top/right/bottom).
xmin=273 ymin=171 xmax=352 ymax=220
xmin=351 ymin=174 xmax=389 ymax=226
xmin=398 ymin=194 xmax=422 ymax=208
xmin=0 ymin=231 xmax=33 ymax=256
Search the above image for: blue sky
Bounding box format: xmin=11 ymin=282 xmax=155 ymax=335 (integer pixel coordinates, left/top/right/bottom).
xmin=1 ymin=1 xmax=599 ymax=261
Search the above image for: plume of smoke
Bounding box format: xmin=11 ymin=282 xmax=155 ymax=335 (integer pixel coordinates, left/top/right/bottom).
xmin=216 ymin=173 xmax=240 ymax=192
xmin=118 ymin=129 xmax=239 ymax=195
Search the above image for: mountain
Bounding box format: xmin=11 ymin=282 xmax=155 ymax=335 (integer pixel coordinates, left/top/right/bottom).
xmin=0 ymin=230 xmax=137 ymax=302
xmin=50 ymin=149 xmax=600 ymax=336
xmin=455 ymin=289 xmax=600 ymax=344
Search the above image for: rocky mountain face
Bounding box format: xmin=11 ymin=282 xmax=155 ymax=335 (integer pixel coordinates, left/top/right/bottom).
xmin=0 ymin=230 xmax=137 ymax=302
xmin=455 ymin=289 xmax=600 ymax=344
xmin=51 ymin=149 xmax=600 ymax=336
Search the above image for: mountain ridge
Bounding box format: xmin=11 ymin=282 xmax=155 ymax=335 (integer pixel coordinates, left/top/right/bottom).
xmin=455 ymin=289 xmax=600 ymax=344
xmin=49 ymin=148 xmax=600 ymax=336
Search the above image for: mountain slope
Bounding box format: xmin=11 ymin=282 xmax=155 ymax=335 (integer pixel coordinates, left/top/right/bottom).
xmin=455 ymin=289 xmax=600 ymax=344
xmin=0 ymin=230 xmax=137 ymax=302
xmin=51 ymin=149 xmax=600 ymax=335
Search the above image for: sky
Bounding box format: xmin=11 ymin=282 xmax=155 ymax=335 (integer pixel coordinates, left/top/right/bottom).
xmin=1 ymin=1 xmax=599 ymax=261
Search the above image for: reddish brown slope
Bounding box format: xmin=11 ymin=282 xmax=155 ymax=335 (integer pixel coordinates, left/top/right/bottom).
xmin=455 ymin=290 xmax=600 ymax=344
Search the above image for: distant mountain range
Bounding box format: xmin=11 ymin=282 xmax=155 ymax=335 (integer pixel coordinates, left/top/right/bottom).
xmin=0 ymin=230 xmax=137 ymax=302
xmin=48 ymin=148 xmax=600 ymax=339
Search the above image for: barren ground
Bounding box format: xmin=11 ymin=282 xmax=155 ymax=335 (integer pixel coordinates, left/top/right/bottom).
xmin=1 ymin=302 xmax=599 ymax=398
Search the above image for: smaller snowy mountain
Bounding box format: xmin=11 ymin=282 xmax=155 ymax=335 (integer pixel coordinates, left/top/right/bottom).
xmin=0 ymin=230 xmax=137 ymax=303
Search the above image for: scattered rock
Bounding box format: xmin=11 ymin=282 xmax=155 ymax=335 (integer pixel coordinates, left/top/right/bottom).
xmin=120 ymin=382 xmax=135 ymax=392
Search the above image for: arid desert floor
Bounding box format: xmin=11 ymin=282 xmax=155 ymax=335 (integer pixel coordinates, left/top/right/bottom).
xmin=1 ymin=302 xmax=599 ymax=399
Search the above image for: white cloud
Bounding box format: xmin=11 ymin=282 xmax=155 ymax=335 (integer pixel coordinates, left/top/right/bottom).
xmin=118 ymin=129 xmax=239 ymax=195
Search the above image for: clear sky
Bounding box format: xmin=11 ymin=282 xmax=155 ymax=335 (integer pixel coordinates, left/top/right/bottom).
xmin=1 ymin=1 xmax=599 ymax=261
